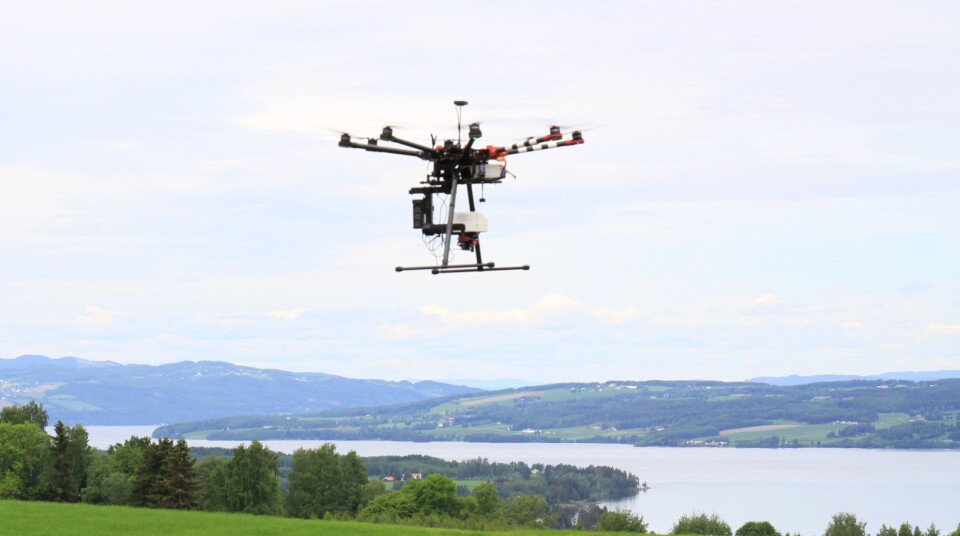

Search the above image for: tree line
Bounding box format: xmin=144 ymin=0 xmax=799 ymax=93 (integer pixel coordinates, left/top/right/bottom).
xmin=3 ymin=401 xmax=958 ymax=533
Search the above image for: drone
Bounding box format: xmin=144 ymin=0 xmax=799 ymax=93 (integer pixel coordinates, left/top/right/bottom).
xmin=338 ymin=100 xmax=585 ymax=274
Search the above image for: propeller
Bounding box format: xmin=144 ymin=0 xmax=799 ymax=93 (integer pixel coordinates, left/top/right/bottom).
xmin=511 ymin=124 xmax=601 ymax=144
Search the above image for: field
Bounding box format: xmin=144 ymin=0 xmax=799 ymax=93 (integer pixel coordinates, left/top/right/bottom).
xmin=0 ymin=501 xmax=648 ymax=536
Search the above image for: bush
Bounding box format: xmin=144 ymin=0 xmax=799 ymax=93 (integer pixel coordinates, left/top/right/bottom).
xmin=597 ymin=509 xmax=648 ymax=533
xmin=736 ymin=521 xmax=781 ymax=536
xmin=672 ymin=512 xmax=732 ymax=536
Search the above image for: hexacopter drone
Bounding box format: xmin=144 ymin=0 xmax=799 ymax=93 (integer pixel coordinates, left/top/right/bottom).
xmin=338 ymin=100 xmax=584 ymax=274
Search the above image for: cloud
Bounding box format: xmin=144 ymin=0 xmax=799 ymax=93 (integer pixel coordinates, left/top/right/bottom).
xmin=266 ymin=307 xmax=308 ymax=320
xmin=376 ymin=323 xmax=441 ymax=342
xmin=71 ymin=306 xmax=128 ymax=328
xmin=419 ymin=293 xmax=590 ymax=328
xmin=924 ymin=324 xmax=960 ymax=337
xmin=418 ymin=294 xmax=641 ymax=331
xmin=592 ymin=307 xmax=641 ymax=326
xmin=745 ymin=293 xmax=793 ymax=315
xmin=418 ymin=304 xmax=530 ymax=327
xmin=841 ymin=321 xmax=863 ymax=330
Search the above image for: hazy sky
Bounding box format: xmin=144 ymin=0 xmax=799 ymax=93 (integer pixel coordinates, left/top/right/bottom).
xmin=2 ymin=2 xmax=958 ymax=383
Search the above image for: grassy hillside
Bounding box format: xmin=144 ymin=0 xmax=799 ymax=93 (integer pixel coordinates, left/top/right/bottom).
xmin=0 ymin=500 xmax=631 ymax=535
xmin=155 ymin=379 xmax=960 ymax=449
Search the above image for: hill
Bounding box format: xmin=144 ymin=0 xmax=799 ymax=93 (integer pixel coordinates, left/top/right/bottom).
xmin=0 ymin=355 xmax=481 ymax=425
xmin=750 ymin=370 xmax=960 ymax=385
xmin=155 ymin=379 xmax=960 ymax=449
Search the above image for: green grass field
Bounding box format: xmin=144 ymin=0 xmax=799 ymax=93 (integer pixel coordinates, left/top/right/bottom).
xmin=719 ymin=422 xmax=843 ymax=443
xmin=0 ymin=500 xmax=649 ymax=536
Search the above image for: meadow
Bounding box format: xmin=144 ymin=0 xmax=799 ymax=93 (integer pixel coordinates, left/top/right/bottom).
xmin=0 ymin=500 xmax=640 ymax=536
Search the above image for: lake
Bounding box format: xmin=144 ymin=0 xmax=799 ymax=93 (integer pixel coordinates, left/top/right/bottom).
xmin=86 ymin=426 xmax=960 ymax=535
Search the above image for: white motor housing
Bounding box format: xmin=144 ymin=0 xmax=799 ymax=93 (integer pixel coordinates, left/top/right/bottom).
xmin=453 ymin=211 xmax=488 ymax=233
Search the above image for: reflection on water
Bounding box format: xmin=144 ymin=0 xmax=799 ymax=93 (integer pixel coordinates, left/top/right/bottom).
xmin=86 ymin=427 xmax=960 ymax=535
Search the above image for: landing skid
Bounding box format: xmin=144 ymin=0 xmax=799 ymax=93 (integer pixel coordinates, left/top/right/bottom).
xmin=395 ymin=262 xmax=530 ymax=275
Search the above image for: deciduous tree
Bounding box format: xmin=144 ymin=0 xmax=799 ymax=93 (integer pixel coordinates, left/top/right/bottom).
xmin=223 ymin=441 xmax=282 ymax=515
xmin=0 ymin=422 xmax=52 ymax=499
xmin=823 ymin=513 xmax=867 ymax=536
xmin=474 ymin=481 xmax=500 ymax=518
xmin=0 ymin=401 xmax=48 ymax=431
xmin=285 ymin=443 xmax=367 ymax=518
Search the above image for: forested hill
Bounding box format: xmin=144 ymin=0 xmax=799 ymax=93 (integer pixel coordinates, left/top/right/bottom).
xmin=0 ymin=355 xmax=481 ymax=425
xmin=156 ymin=379 xmax=960 ymax=449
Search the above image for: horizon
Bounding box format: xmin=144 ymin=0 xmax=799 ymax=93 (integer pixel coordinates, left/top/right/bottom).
xmin=2 ymin=2 xmax=958 ymax=383
xmin=5 ymin=354 xmax=960 ymax=389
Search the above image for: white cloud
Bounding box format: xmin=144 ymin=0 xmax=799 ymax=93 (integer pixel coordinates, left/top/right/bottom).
xmin=71 ymin=306 xmax=127 ymax=328
xmin=745 ymin=294 xmax=793 ymax=315
xmin=841 ymin=321 xmax=863 ymax=330
xmin=418 ymin=304 xmax=530 ymax=327
xmin=592 ymin=307 xmax=641 ymax=326
xmin=924 ymin=324 xmax=960 ymax=336
xmin=417 ymin=294 xmax=643 ymax=332
xmin=419 ymin=293 xmax=591 ymax=328
xmin=376 ymin=323 xmax=441 ymax=342
xmin=266 ymin=307 xmax=308 ymax=320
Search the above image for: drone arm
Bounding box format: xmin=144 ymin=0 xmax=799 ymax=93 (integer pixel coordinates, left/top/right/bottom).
xmin=380 ymin=128 xmax=441 ymax=157
xmin=501 ymin=126 xmax=564 ymax=152
xmin=339 ymin=137 xmax=427 ymax=158
xmin=502 ymin=131 xmax=584 ymax=156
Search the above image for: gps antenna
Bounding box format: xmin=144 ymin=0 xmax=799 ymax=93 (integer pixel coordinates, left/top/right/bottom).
xmin=454 ymin=100 xmax=468 ymax=146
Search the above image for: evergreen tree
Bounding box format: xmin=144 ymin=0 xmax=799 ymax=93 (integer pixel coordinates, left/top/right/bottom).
xmin=132 ymin=438 xmax=172 ymax=507
xmin=49 ymin=420 xmax=75 ymax=502
xmin=159 ymin=439 xmax=198 ymax=509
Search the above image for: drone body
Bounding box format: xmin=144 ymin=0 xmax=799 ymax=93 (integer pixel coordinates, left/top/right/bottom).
xmin=338 ymin=101 xmax=584 ymax=274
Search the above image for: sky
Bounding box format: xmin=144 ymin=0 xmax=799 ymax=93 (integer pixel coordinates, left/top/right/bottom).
xmin=1 ymin=2 xmax=958 ymax=384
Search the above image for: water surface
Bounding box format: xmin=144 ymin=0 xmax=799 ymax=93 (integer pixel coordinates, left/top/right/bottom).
xmin=86 ymin=427 xmax=960 ymax=535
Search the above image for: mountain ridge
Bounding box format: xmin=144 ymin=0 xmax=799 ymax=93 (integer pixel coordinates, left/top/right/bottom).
xmin=749 ymin=370 xmax=960 ymax=385
xmin=0 ymin=355 xmax=481 ymax=425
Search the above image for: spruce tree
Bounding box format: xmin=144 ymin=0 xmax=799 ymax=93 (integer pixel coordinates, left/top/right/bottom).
xmin=49 ymin=420 xmax=75 ymax=502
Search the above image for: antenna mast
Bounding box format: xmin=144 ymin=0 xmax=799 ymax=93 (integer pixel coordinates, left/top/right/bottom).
xmin=454 ymin=100 xmax=468 ymax=146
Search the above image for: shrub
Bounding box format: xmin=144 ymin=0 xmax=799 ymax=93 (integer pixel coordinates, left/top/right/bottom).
xmin=672 ymin=512 xmax=732 ymax=536
xmin=736 ymin=521 xmax=781 ymax=536
xmin=597 ymin=509 xmax=648 ymax=533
